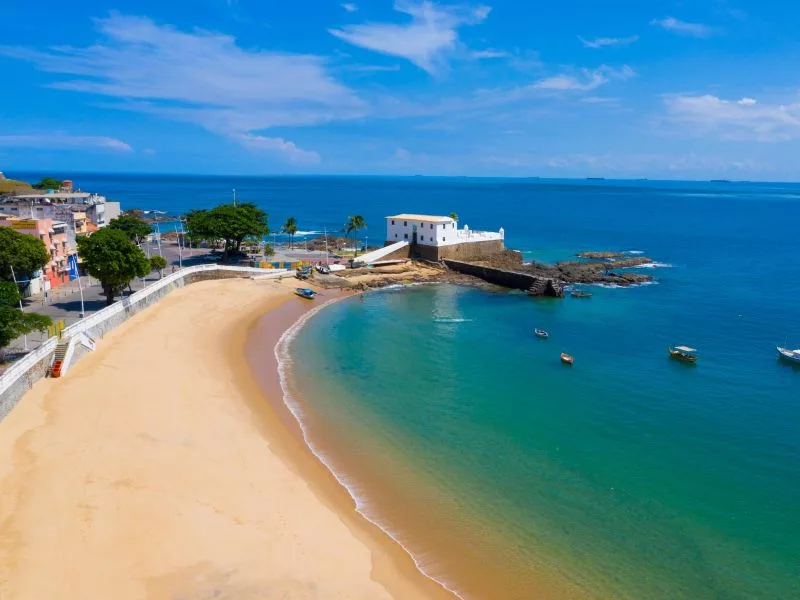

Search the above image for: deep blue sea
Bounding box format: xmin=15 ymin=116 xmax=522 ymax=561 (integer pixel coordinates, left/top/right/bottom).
xmin=16 ymin=172 xmax=800 ymax=598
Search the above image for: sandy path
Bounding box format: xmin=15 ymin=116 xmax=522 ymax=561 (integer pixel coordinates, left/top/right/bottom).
xmin=0 ymin=278 xmax=443 ymax=600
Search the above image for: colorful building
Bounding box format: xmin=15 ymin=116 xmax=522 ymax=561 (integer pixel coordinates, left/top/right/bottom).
xmin=0 ymin=216 xmax=73 ymax=293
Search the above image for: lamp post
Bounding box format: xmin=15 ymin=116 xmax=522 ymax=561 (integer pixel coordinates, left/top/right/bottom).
xmin=9 ymin=265 xmax=28 ymax=351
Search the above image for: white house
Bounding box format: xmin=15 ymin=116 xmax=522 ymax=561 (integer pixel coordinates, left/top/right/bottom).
xmin=385 ymin=214 xmax=504 ymax=247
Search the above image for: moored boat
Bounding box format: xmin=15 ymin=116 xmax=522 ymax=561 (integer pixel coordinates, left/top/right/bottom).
xmin=668 ymin=345 xmax=698 ymax=362
xmin=560 ymin=352 xmax=574 ymax=365
xmin=777 ymin=346 xmax=800 ymax=364
xmin=570 ymin=289 xmax=593 ymax=299
xmin=295 ymin=287 xmax=317 ymax=300
xmin=535 ymin=329 xmax=549 ymax=338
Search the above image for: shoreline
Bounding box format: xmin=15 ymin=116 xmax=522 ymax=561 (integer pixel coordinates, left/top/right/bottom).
xmin=0 ymin=278 xmax=451 ymax=599
xmin=240 ymin=288 xmax=459 ymax=600
xmin=272 ymin=296 xmax=467 ymax=599
xmin=265 ymin=283 xmax=602 ymax=600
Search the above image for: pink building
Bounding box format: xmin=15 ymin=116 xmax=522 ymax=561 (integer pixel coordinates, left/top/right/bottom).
xmin=0 ymin=216 xmax=72 ymax=290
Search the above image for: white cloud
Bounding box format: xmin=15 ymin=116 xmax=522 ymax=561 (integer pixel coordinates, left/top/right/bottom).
xmin=580 ymin=96 xmax=621 ymax=104
xmin=229 ymin=133 xmax=321 ymax=164
xmin=663 ymin=94 xmax=800 ymax=141
xmin=578 ymin=35 xmax=639 ymax=49
xmin=533 ymin=65 xmax=635 ymax=92
xmin=341 ymin=3 xmax=358 ymax=12
xmin=329 ymin=1 xmax=491 ymax=74
xmin=0 ymin=14 xmax=367 ymax=163
xmin=470 ymin=49 xmax=510 ymax=59
xmin=650 ymin=17 xmax=714 ymax=37
xmin=0 ymin=134 xmax=133 ymax=152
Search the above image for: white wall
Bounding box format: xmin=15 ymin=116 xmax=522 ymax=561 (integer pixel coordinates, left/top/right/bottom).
xmin=385 ymin=217 xmax=503 ymax=247
xmin=385 ymin=217 xmax=458 ymax=247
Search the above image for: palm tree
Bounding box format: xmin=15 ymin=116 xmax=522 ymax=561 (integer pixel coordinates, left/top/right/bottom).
xmin=282 ymin=216 xmax=298 ymax=249
xmin=449 ymin=212 xmax=458 ymax=222
xmin=344 ymin=215 xmax=366 ymax=257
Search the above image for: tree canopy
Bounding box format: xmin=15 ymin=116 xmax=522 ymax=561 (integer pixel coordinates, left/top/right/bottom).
xmin=31 ymin=177 xmax=64 ymax=190
xmin=282 ymin=216 xmax=298 ymax=249
xmin=109 ymin=213 xmax=153 ymax=242
xmin=77 ymin=228 xmax=151 ymax=305
xmin=345 ymin=215 xmax=366 ymax=257
xmin=184 ymin=202 xmax=269 ymax=262
xmin=0 ymin=227 xmax=50 ymax=284
xmin=0 ymin=281 xmax=52 ymax=352
xmin=149 ymin=255 xmax=168 ymax=275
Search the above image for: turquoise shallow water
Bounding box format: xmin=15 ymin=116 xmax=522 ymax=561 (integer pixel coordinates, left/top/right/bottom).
xmin=290 ymin=284 xmax=799 ymax=599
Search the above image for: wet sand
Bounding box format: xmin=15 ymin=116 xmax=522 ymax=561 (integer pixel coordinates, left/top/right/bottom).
xmin=0 ymin=278 xmax=453 ymax=600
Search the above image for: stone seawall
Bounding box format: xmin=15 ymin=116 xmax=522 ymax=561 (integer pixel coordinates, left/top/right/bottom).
xmin=0 ymin=266 xmax=285 ymax=423
xmin=443 ymin=259 xmax=564 ymax=296
xmin=0 ymin=341 xmax=56 ymax=421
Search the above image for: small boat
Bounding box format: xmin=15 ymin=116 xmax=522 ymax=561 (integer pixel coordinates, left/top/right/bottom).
xmin=295 ymin=288 xmax=316 ymax=300
xmin=668 ymin=345 xmax=698 ymax=362
xmin=777 ymin=346 xmax=800 ymax=364
xmin=560 ymin=352 xmax=574 ymax=365
xmin=570 ymin=290 xmax=593 ymax=299
xmin=534 ymin=329 xmax=549 ymax=339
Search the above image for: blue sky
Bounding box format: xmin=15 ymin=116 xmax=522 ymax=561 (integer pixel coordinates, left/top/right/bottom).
xmin=1 ymin=0 xmax=799 ymax=179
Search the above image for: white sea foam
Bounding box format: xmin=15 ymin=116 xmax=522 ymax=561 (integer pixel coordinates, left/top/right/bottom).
xmin=433 ymin=317 xmax=472 ymax=323
xmin=274 ymin=299 xmax=467 ymax=599
xmin=625 ymin=250 xmax=645 ymax=255
xmin=635 ymin=262 xmax=673 ymax=269
xmin=592 ymin=280 xmax=659 ymax=288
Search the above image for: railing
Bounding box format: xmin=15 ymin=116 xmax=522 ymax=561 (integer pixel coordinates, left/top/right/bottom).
xmin=0 ymin=338 xmax=58 ymax=398
xmin=2 ymin=264 xmax=282 ymax=400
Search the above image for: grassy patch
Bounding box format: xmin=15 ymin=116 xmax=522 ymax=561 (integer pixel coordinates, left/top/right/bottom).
xmin=0 ymin=179 xmax=32 ymax=195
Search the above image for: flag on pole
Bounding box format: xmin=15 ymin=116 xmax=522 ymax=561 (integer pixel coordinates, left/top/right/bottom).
xmin=68 ymin=254 xmax=80 ymax=281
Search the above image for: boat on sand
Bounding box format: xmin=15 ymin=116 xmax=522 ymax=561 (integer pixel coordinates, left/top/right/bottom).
xmin=295 ymin=288 xmax=317 ymax=300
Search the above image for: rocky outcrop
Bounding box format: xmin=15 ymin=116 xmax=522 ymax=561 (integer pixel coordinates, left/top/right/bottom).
xmin=465 ymin=250 xmax=656 ymax=288
xmin=576 ymin=251 xmax=624 ymax=259
xmin=527 ymin=278 xmax=565 ymax=297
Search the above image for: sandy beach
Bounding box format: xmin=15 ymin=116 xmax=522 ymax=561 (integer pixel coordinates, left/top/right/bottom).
xmin=0 ymin=278 xmax=453 ymax=600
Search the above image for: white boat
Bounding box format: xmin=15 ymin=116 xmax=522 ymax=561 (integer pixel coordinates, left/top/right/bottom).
xmin=777 ymin=346 xmax=800 ymax=364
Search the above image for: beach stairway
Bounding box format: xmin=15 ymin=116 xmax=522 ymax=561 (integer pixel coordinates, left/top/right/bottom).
xmin=49 ymin=339 xmax=71 ymax=378
xmin=48 ymin=332 xmax=94 ymax=378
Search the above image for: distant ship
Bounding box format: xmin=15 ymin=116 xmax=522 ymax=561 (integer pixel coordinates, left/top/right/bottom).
xmin=710 ymin=179 xmax=731 ymax=183
xmin=586 ymin=177 xmax=606 ymax=181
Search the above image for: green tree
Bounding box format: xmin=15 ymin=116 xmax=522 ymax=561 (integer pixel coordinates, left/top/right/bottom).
xmin=344 ymin=215 xmax=367 ymax=257
xmin=31 ymin=177 xmax=64 ymax=190
xmin=77 ymin=228 xmax=151 ymax=306
xmin=449 ymin=212 xmax=458 ymax=222
xmin=109 ymin=213 xmax=153 ymax=243
xmin=0 ymin=227 xmax=50 ymax=284
xmin=149 ymin=255 xmax=168 ymax=277
xmin=0 ymin=282 xmax=52 ymax=355
xmin=184 ymin=203 xmax=269 ymax=262
xmin=282 ymin=216 xmax=298 ymax=250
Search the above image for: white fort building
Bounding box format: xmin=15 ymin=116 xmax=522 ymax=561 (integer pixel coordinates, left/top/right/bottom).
xmin=367 ymin=214 xmax=505 ymax=262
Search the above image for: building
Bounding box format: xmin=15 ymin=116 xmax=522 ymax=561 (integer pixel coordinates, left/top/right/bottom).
xmin=0 ymin=216 xmax=73 ymax=294
xmin=0 ymin=188 xmax=120 ymax=248
xmin=385 ymin=214 xmax=505 ymax=261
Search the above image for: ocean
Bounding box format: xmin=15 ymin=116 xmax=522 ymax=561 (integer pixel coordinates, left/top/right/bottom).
xmin=17 ymin=172 xmax=800 ymax=598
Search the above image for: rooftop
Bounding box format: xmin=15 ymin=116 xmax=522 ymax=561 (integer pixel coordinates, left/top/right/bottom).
xmin=386 ymin=214 xmax=454 ymax=223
